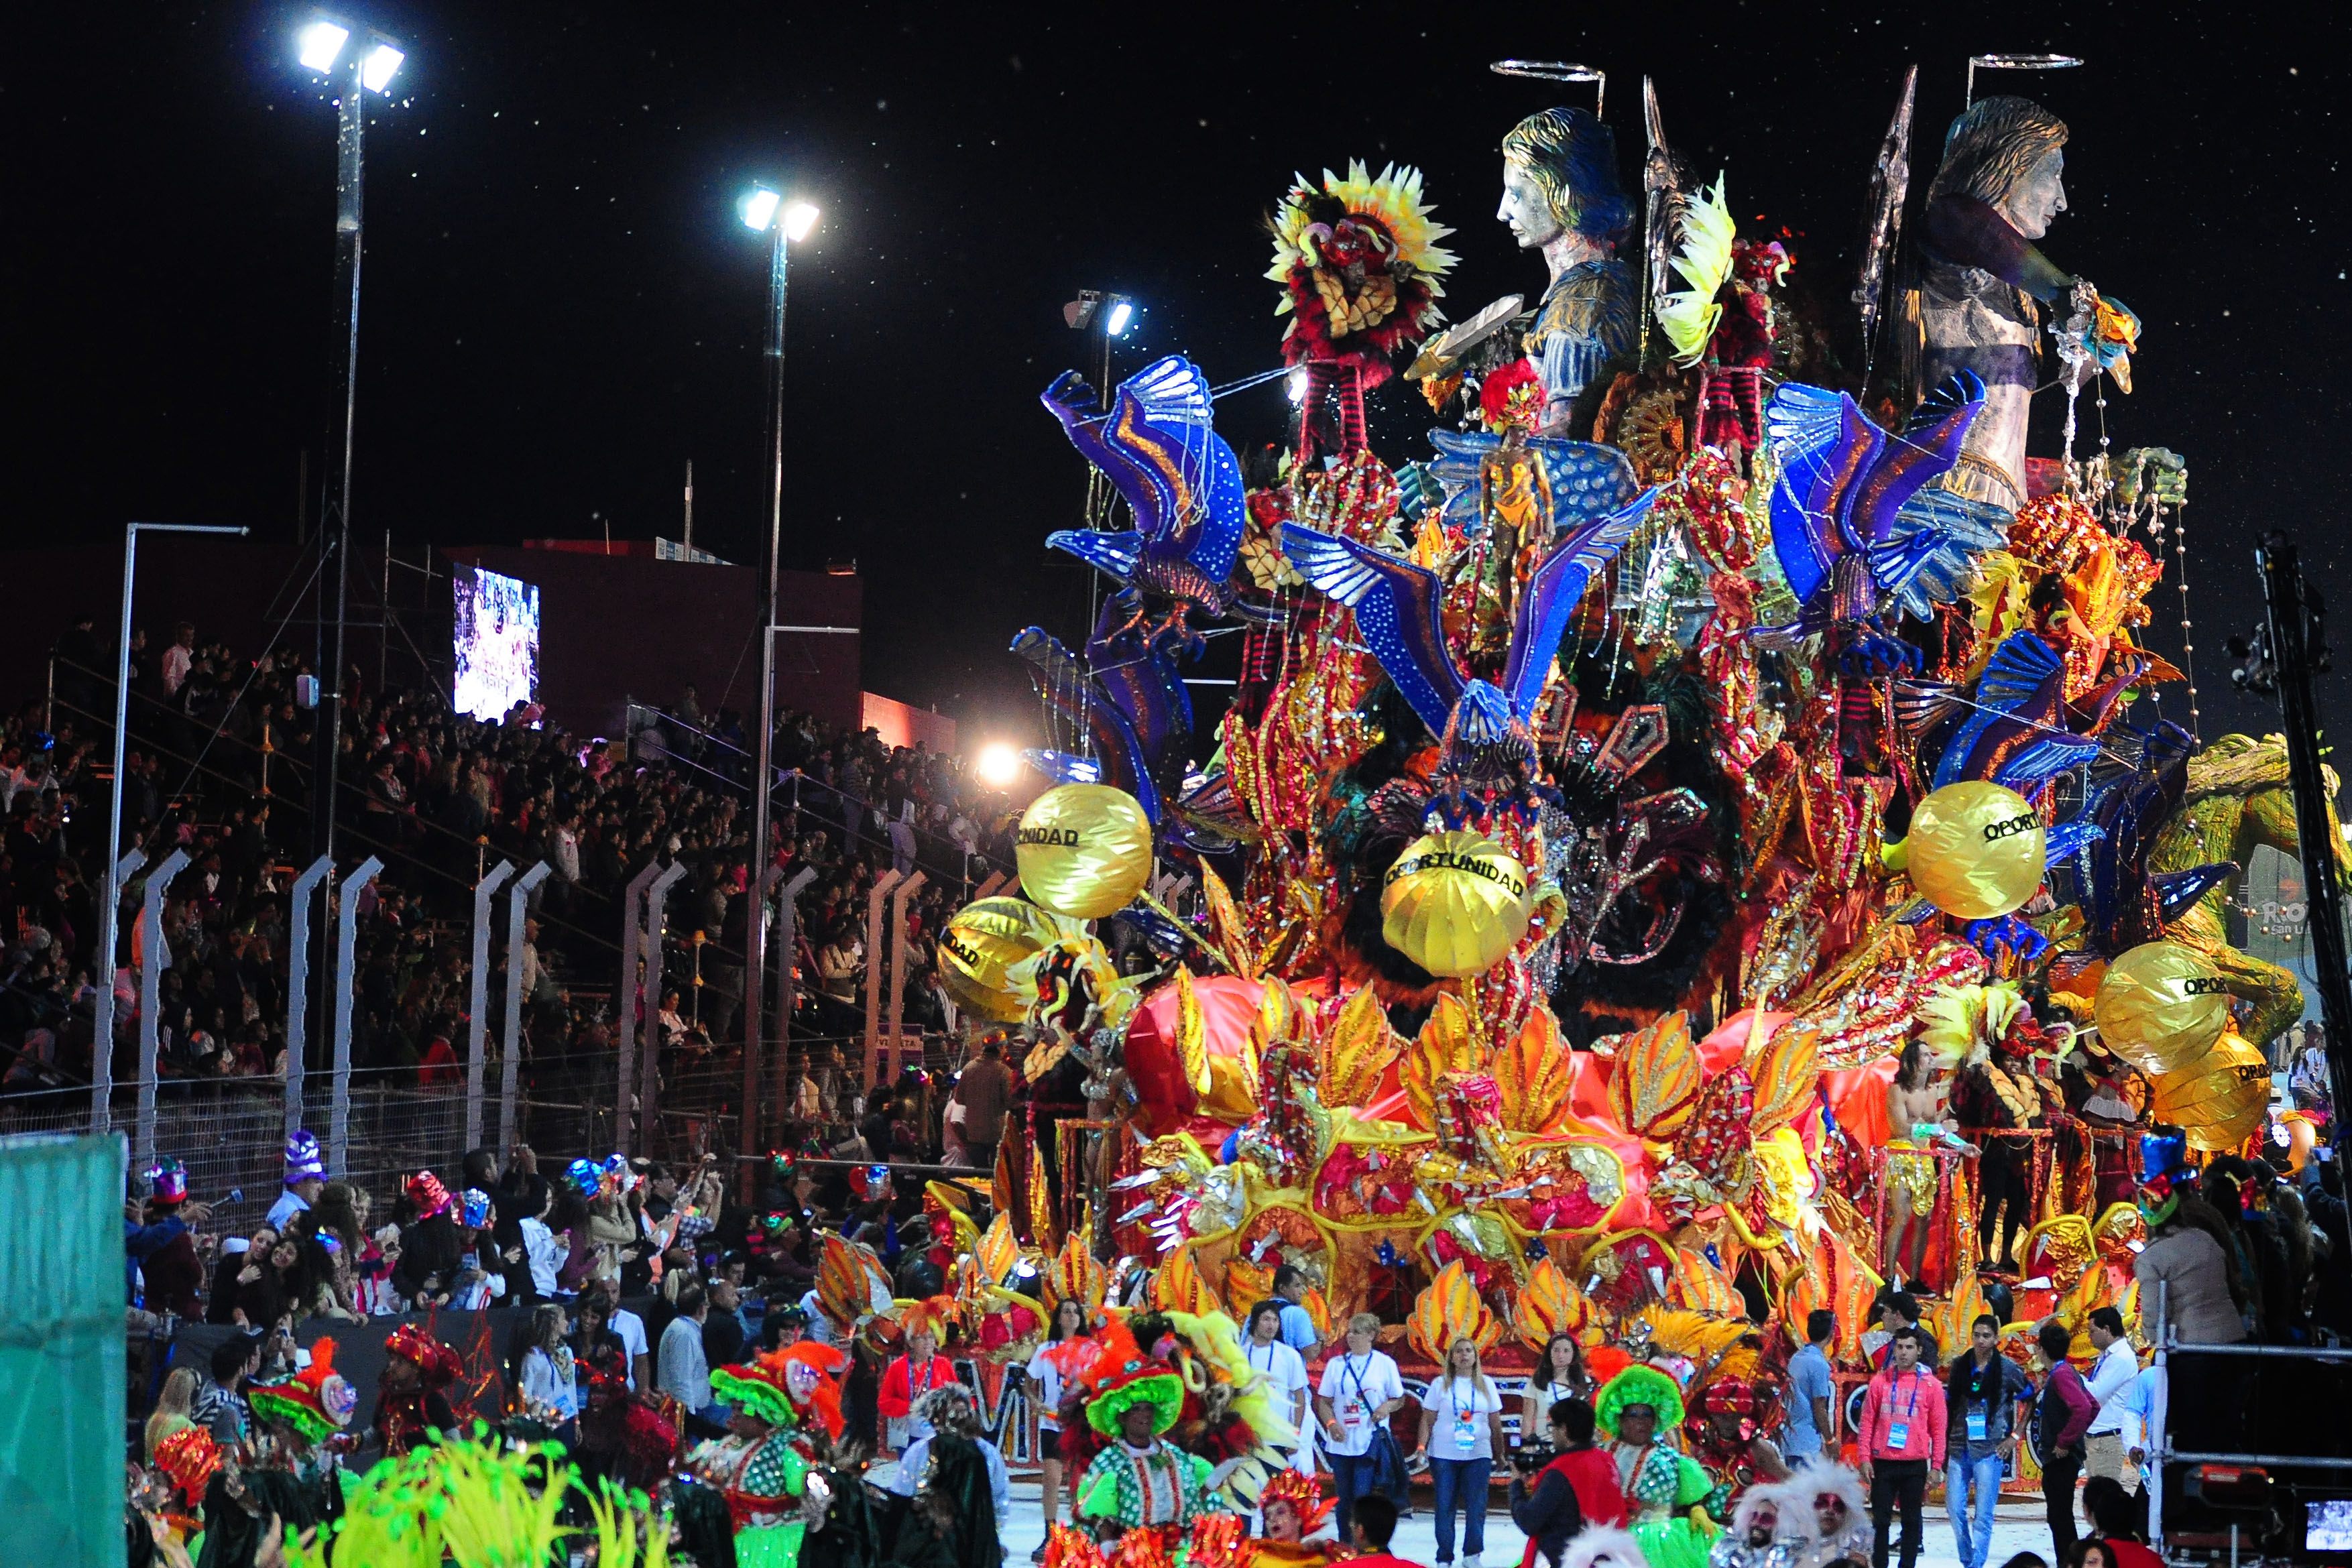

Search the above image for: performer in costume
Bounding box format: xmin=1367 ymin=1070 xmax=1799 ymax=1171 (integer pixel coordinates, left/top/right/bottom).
xmin=697 ymin=1345 xmax=821 ymax=1568
xmin=879 ymin=1296 xmax=961 ymax=1456
xmin=889 ymin=1384 xmax=1010 ymax=1568
xmin=200 ymin=1339 xmax=354 ymax=1568
xmin=1058 ymin=1317 xmax=1226 ymax=1562
xmin=1782 ymin=1467 xmax=1872 ymax=1568
xmin=1594 ymin=1364 xmax=1719 ymax=1568
xmin=1708 ymin=1479 xmax=1798 ymax=1568
xmin=1247 ymin=1471 xmax=1340 ymax=1568
xmin=370 ymin=1321 xmax=463 ymax=1457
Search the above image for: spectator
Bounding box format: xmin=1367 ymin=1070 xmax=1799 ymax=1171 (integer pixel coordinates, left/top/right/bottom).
xmin=1783 ymin=1309 xmax=1836 ymax=1467
xmin=519 ymin=1303 xmax=581 ymax=1429
xmin=1946 ymin=1313 xmax=2032 ymax=1568
xmin=658 ymin=1284 xmax=727 ymax=1437
xmin=1315 ymin=1312 xmax=1407 ymax=1539
xmin=1857 ymin=1324 xmax=1944 ymax=1568
xmin=191 ymin=1331 xmax=263 ymax=1445
xmin=703 ymin=1277 xmax=748 ymax=1370
xmin=2033 ymin=1319 xmax=2099 ymax=1561
xmin=145 ymin=1366 xmax=200 ymax=1459
xmin=2080 ymin=1307 xmax=2139 ymax=1495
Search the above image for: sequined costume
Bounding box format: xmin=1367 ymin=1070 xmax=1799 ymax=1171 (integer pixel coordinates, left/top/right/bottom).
xmin=691 ymin=1431 xmax=813 ymax=1568
xmin=1077 ymin=1439 xmax=1220 ymax=1532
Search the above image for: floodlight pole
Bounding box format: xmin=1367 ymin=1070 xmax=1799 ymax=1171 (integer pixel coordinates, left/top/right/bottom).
xmin=309 ymin=46 xmax=367 ymax=1047
xmin=93 ymin=522 xmax=245 ymax=1136
xmin=744 ymin=209 xmax=793 ymax=1165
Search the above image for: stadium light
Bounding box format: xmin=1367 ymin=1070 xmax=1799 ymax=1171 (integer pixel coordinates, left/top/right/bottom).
xmin=1103 ymin=297 xmax=1134 ymax=336
xmin=740 ymin=186 xmax=782 ymax=231
xmin=976 ymin=743 xmax=1021 ymax=788
xmin=784 ymin=201 xmax=821 ymax=242
xmin=297 ymin=21 xmax=349 ymax=71
xmin=361 ymin=41 xmax=404 ymax=92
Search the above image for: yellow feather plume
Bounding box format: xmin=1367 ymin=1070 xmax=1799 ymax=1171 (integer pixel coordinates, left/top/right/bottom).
xmin=1657 ymin=175 xmax=1736 ymax=367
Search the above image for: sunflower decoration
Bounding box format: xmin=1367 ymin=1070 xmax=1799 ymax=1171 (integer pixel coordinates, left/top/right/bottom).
xmin=1267 ymin=162 xmax=1456 ymax=386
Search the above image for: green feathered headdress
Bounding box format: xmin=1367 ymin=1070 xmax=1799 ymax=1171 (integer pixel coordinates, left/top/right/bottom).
xmin=1594 ymin=1362 xmax=1687 ymax=1438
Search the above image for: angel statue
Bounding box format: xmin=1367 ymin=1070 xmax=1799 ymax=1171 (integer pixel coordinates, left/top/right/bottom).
xmin=1498 ymin=107 xmax=1637 ymax=432
xmin=1915 ymin=97 xmax=2133 ymax=513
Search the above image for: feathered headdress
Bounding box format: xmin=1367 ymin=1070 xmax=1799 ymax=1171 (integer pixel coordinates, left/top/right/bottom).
xmin=1918 ymin=981 xmax=2027 ymax=1068
xmin=1783 ymin=1463 xmax=1868 ymax=1540
xmin=896 ymin=1294 xmax=964 ymax=1345
xmin=1268 ymin=162 xmax=1456 ymax=379
xmin=1075 ymin=1314 xmax=1185 ymax=1439
xmin=1561 ymin=1526 xmax=1649 ymax=1568
xmin=1258 ymin=1470 xmax=1336 ymax=1536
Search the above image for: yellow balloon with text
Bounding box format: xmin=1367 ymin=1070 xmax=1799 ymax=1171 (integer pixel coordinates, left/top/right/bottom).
xmin=1380 ymin=829 xmax=1533 ymax=978
xmin=2095 ymin=940 xmax=2231 ymax=1075
xmin=936 ymin=897 xmax=1075 ymax=1022
xmin=1014 ymin=783 xmax=1154 ymax=920
xmin=1904 ymin=780 xmax=2046 ymax=920
xmin=2151 ymin=1030 xmax=2270 ymax=1152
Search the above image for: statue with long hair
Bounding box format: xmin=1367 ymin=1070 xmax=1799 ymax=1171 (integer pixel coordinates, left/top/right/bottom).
xmin=1498 ymin=107 xmax=1637 ymax=432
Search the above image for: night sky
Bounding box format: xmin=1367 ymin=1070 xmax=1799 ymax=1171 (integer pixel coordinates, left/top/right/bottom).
xmin=6 ymin=5 xmax=2347 ymax=751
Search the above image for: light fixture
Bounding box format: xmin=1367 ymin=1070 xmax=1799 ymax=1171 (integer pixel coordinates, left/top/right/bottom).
xmin=975 ymin=743 xmax=1020 ymax=788
xmin=1103 ymin=298 xmax=1134 ymax=337
xmin=739 ymin=185 xmax=782 ymax=232
xmin=360 ymin=41 xmax=404 ymax=92
xmin=297 ymin=21 xmax=349 ymax=71
xmin=1287 ymin=367 xmax=1309 ymax=404
xmin=784 ymin=201 xmax=820 ymax=242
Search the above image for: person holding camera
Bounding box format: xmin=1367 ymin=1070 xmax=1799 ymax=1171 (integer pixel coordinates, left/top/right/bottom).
xmin=1510 ymin=1397 xmax=1622 ymax=1568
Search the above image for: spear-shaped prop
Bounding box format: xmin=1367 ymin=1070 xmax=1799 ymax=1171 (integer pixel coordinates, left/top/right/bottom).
xmin=1853 ymin=64 xmax=1917 ymax=387
xmin=1640 ymin=75 xmax=1687 ymax=361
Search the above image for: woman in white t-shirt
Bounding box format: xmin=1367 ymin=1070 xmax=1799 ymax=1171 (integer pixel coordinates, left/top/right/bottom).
xmin=1241 ymin=1301 xmax=1313 ymax=1475
xmin=1414 ymin=1336 xmax=1507 ymax=1568
xmin=1522 ymin=1333 xmax=1594 ymax=1445
xmin=1313 ymin=1313 xmax=1407 ymax=1539
xmin=1024 ymin=1298 xmax=1100 ymax=1557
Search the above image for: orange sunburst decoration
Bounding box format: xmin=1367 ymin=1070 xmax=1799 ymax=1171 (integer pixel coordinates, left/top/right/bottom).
xmin=1515 ymin=1257 xmax=1596 ymax=1351
xmin=1607 ymin=1012 xmax=1703 ymax=1141
xmin=1408 ymin=1258 xmax=1501 ymax=1361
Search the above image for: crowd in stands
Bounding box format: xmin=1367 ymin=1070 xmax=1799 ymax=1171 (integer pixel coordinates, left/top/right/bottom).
xmin=5 ymin=615 xmax=1023 ymax=1136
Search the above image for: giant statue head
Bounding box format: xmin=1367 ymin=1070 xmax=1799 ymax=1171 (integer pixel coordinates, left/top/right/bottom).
xmin=1928 ymin=95 xmax=2068 ymax=240
xmin=1498 ymin=107 xmax=1634 ymax=255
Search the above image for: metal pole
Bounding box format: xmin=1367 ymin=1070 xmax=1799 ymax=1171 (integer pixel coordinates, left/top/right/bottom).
xmin=775 ymin=866 xmax=817 ymax=1145
xmin=310 ymin=50 xmax=367 ymax=993
xmin=746 ymin=863 xmax=784 ymax=1168
xmin=615 ymin=861 xmax=660 ymax=1154
xmin=2255 ymin=539 xmax=2352 ymax=1130
xmin=465 ymin=859 xmax=517 ymax=1150
xmin=134 ymin=848 xmax=192 ymax=1174
xmin=327 ymin=854 xmax=384 ymax=1175
xmin=862 ymin=869 xmax=905 ymax=1080
xmin=96 ymin=520 xmax=245 ymax=1134
xmin=91 ymin=848 xmax=144 ymax=1134
xmin=501 ymin=862 xmax=554 ymax=1152
xmin=746 ymin=216 xmax=790 ymax=1191
xmin=888 ymin=871 xmax=927 ymax=1050
xmin=283 ymin=855 xmax=333 ymax=1138
xmin=640 ymin=861 xmax=689 ymax=1154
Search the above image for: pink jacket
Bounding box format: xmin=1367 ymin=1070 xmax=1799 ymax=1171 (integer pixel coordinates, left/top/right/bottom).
xmin=1858 ymin=1365 xmax=1947 ymax=1467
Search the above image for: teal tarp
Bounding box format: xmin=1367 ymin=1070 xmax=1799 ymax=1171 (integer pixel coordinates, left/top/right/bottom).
xmin=0 ymin=1132 xmax=127 ymax=1566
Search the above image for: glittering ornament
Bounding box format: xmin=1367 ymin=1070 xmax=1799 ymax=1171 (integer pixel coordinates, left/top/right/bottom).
xmin=1902 ymin=780 xmax=2045 ymax=920
xmin=1380 ymin=829 xmax=1532 ymax=977
xmin=2151 ymin=1030 xmax=2270 ymax=1150
xmin=938 ymin=897 xmax=1080 ymax=1022
xmin=1016 ymin=784 xmax=1155 ymax=920
xmin=2096 ymin=940 xmax=2231 ymax=1075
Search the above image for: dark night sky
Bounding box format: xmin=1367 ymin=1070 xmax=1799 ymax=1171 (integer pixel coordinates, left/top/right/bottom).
xmin=5 ymin=4 xmax=2347 ymax=752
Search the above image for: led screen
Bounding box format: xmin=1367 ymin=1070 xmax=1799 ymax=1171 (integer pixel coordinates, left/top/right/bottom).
xmin=452 ymin=563 xmax=540 ymax=722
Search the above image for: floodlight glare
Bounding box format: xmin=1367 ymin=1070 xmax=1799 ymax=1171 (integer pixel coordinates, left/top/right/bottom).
xmin=361 ymin=41 xmax=404 ymax=92
xmin=784 ymin=201 xmax=821 ymax=242
xmin=1287 ymin=367 xmax=1309 ymax=404
xmin=976 ymin=743 xmax=1021 ymax=788
xmin=740 ymin=186 xmax=782 ymax=232
xmin=297 ymin=21 xmax=349 ymax=72
xmin=1104 ymin=298 xmax=1134 ymax=337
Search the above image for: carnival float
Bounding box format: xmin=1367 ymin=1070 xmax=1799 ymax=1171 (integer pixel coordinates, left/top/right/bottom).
xmin=852 ymin=57 xmax=2343 ymax=1564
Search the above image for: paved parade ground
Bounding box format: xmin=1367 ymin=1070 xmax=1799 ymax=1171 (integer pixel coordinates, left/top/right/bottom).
xmin=987 ymin=1479 xmax=2060 ymax=1568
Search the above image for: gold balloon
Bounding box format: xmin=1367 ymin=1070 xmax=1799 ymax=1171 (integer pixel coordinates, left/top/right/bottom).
xmin=1014 ymin=784 xmax=1155 ymax=920
xmin=937 ymin=897 xmax=1070 ymax=1022
xmin=2095 ymin=941 xmax=2231 ymax=1075
xmin=2152 ymin=1030 xmax=2271 ymax=1152
xmin=1380 ymin=830 xmax=1532 ymax=978
xmin=1904 ymin=781 xmax=2046 ymax=919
